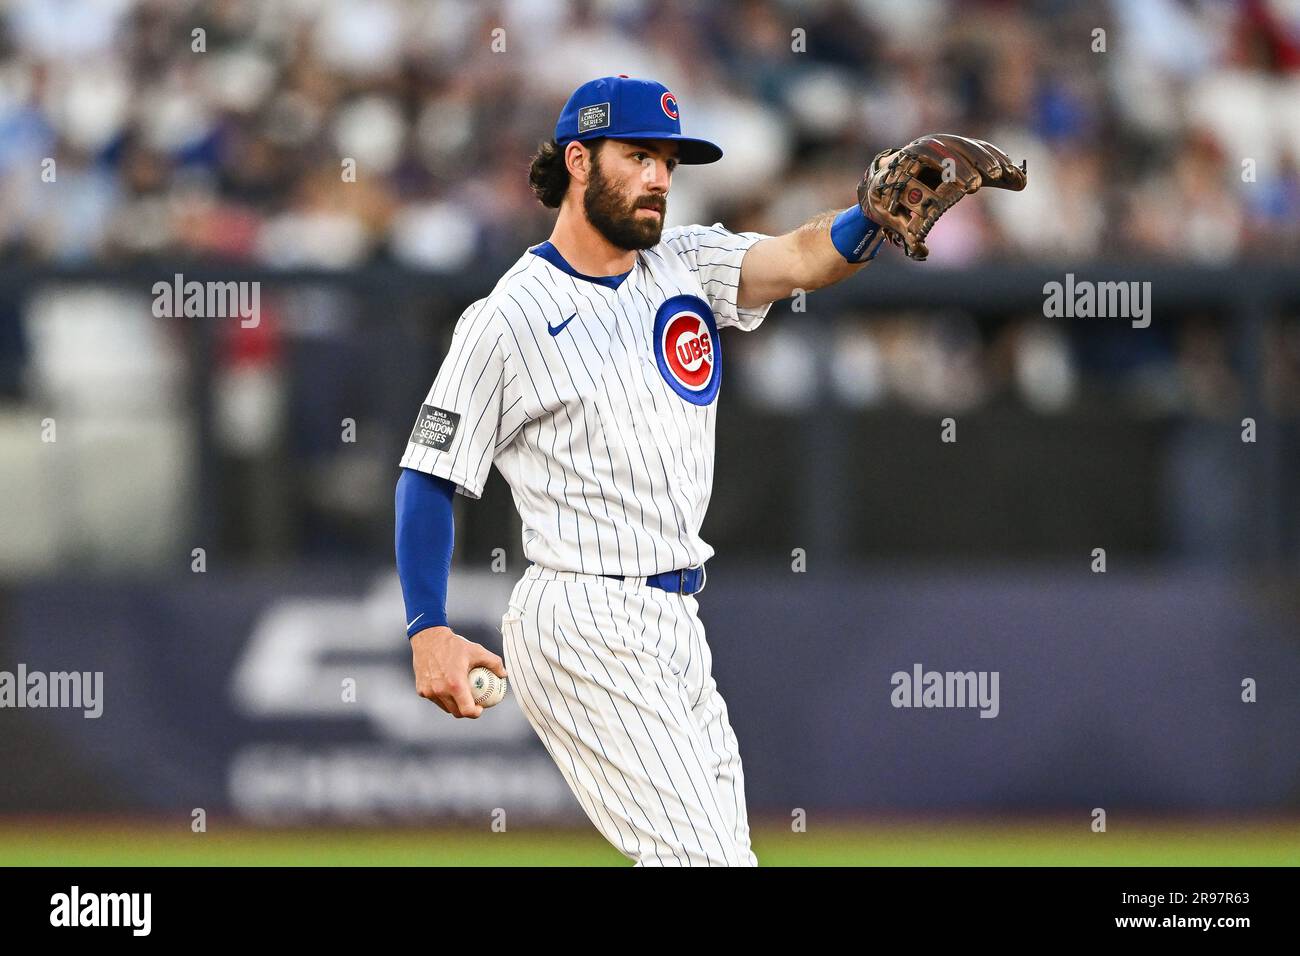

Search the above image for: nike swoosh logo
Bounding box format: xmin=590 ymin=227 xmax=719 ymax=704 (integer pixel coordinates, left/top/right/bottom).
xmin=406 ymin=613 xmax=425 ymax=630
xmin=548 ymin=313 xmax=577 ymax=336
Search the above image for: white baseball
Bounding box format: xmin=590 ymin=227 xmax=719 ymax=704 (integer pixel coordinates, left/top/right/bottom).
xmin=469 ymin=666 xmax=508 ymax=708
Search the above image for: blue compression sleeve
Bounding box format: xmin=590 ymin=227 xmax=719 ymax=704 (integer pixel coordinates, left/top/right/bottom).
xmin=394 ymin=468 xmax=456 ymax=637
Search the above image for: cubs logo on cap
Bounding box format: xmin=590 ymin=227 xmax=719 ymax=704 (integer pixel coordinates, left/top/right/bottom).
xmin=554 ymin=76 xmax=722 ymax=165
xmin=653 ymin=294 xmax=721 ymax=405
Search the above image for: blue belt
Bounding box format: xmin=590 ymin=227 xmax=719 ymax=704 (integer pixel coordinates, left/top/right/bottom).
xmin=606 ymin=565 xmax=707 ymax=595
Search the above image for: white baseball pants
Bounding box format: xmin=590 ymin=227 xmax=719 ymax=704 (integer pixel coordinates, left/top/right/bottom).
xmin=501 ymin=563 xmax=757 ymax=866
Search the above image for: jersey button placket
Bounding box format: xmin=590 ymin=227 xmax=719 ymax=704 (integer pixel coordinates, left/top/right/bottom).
xmin=643 ymin=342 xmax=693 ymax=558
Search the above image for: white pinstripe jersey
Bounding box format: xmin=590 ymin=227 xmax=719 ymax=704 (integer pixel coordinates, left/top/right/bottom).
xmin=399 ymin=222 xmax=776 ymax=576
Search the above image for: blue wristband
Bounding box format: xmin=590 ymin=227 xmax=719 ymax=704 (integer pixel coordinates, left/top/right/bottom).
xmin=830 ymin=204 xmax=885 ymax=263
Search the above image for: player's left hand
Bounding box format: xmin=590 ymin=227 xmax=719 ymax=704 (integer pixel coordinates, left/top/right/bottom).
xmin=857 ymin=133 xmax=1027 ymax=261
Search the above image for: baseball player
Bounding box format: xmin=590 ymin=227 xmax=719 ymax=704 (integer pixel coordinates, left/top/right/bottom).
xmin=394 ymin=76 xmax=1025 ymax=866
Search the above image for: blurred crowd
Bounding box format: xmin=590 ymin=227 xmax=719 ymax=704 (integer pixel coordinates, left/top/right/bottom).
xmin=0 ymin=0 xmax=1298 ymax=574
xmin=0 ymin=0 xmax=1298 ymax=267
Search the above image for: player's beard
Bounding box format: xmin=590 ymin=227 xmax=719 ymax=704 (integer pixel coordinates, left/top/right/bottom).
xmin=583 ymin=148 xmax=666 ymax=251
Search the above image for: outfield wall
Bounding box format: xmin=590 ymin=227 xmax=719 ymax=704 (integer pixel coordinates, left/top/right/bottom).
xmin=1 ymin=563 xmax=1296 ymax=822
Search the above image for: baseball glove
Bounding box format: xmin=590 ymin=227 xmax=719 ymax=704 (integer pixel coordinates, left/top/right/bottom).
xmin=857 ymin=133 xmax=1027 ymax=261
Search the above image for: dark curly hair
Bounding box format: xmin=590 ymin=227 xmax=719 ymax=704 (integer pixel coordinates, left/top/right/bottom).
xmin=529 ymin=138 xmax=604 ymax=208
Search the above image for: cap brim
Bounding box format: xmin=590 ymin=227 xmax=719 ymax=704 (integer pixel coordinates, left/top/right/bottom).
xmin=580 ymin=131 xmax=723 ymax=165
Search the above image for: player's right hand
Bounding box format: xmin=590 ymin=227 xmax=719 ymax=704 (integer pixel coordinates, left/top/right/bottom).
xmin=410 ymin=625 xmax=508 ymax=718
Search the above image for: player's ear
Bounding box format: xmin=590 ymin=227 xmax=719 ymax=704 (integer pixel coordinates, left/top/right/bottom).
xmin=565 ymin=141 xmax=592 ymax=185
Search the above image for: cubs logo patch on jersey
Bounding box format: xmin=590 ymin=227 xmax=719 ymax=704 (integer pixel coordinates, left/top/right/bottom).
xmin=653 ymin=294 xmax=721 ymax=406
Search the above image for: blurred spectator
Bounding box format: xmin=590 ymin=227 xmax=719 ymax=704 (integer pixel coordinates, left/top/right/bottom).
xmin=0 ymin=0 xmax=1296 ymax=268
xmin=1 ymin=0 xmax=1297 ymax=571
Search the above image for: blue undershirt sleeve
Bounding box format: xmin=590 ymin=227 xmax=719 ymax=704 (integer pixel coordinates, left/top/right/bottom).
xmin=394 ymin=467 xmax=456 ymax=638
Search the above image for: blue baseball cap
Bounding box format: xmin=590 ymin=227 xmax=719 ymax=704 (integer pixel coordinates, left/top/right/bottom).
xmin=554 ymin=75 xmax=723 ymax=165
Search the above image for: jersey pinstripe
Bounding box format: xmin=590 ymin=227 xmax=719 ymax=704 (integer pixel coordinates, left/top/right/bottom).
xmin=501 ymin=565 xmax=757 ymax=865
xmin=399 ymin=222 xmax=775 ymax=576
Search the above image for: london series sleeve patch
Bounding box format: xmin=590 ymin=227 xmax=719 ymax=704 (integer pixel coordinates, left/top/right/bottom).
xmin=409 ymin=405 xmax=461 ymax=451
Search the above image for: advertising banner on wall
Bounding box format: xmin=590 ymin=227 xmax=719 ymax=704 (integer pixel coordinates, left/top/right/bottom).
xmin=3 ymin=564 xmax=1297 ymax=821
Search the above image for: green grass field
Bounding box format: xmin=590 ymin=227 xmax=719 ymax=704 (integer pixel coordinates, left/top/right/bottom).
xmin=2 ymin=818 xmax=1296 ymax=866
